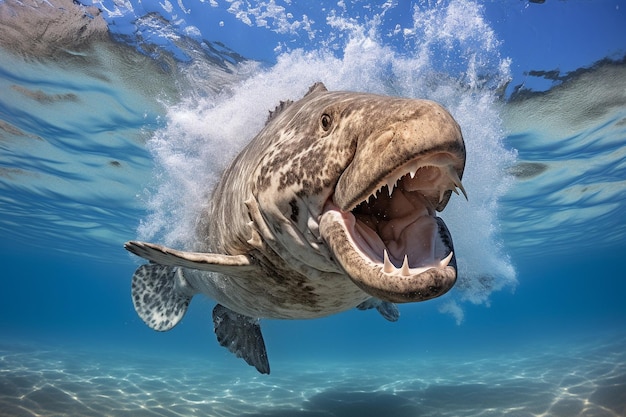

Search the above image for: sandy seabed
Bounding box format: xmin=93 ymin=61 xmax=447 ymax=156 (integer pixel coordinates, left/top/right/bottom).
xmin=0 ymin=335 xmax=624 ymax=417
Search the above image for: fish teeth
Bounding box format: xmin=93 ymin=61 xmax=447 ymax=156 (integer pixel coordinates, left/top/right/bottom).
xmin=408 ymin=161 xmax=419 ymax=179
xmin=383 ymin=250 xmax=394 ymax=273
xmin=438 ymin=189 xmax=446 ymax=205
xmin=439 ymin=252 xmax=454 ymax=268
xmin=381 ymin=251 xmax=414 ymax=276
xmin=386 ymin=177 xmax=397 ymax=197
xmin=447 ymin=166 xmax=468 ymax=200
xmin=364 ymin=163 xmax=467 ymax=205
xmin=457 ymin=184 xmax=468 ymax=200
xmin=401 ymin=255 xmax=411 ymax=276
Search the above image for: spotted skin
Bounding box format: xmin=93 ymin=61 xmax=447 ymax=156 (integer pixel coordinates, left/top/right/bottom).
xmin=131 ymin=264 xmax=192 ymax=331
xmin=125 ymin=82 xmax=466 ymax=373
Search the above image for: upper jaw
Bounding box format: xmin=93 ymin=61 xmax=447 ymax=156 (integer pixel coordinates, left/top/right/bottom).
xmin=346 ymin=151 xmax=467 ymax=212
xmin=333 ymin=103 xmax=466 ymax=213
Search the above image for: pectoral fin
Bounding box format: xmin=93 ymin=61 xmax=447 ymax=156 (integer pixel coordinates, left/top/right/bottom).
xmin=124 ymin=241 xmax=258 ymax=275
xmin=131 ymin=263 xmax=193 ymax=331
xmin=357 ymin=298 xmax=400 ymax=322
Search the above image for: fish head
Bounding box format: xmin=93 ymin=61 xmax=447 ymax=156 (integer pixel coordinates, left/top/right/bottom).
xmin=251 ymin=83 xmax=466 ymax=303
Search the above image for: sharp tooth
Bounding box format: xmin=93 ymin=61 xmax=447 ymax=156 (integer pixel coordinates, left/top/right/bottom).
xmin=401 ymin=255 xmax=410 ymax=276
xmin=448 ymin=167 xmax=468 ymax=200
xmin=457 ymin=183 xmax=468 ymax=201
xmin=439 ymin=189 xmax=446 ymax=204
xmin=439 ymin=252 xmax=454 ymax=268
xmin=409 ymin=161 xmax=419 ymax=178
xmin=386 ymin=178 xmax=396 ymax=196
xmin=383 ymin=249 xmax=394 ymax=274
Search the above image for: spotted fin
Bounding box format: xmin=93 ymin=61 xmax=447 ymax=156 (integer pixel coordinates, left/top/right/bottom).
xmin=131 ymin=263 xmax=194 ymax=331
xmin=356 ymin=298 xmax=400 ymax=322
xmin=213 ymin=304 xmax=270 ymax=375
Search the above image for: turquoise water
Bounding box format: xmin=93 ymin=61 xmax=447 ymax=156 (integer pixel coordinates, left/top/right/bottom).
xmin=1 ymin=0 xmax=625 ymax=415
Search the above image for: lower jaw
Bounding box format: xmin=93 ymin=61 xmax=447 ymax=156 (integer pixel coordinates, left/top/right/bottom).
xmin=319 ymin=206 xmax=457 ymax=303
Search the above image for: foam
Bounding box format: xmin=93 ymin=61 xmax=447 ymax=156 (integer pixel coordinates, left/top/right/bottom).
xmin=138 ymin=0 xmax=518 ymax=321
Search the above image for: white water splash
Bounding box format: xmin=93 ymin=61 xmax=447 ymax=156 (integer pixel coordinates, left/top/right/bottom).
xmin=138 ymin=0 xmax=518 ymax=322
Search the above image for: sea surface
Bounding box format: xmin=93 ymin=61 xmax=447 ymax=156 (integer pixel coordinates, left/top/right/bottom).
xmin=0 ymin=0 xmax=625 ymax=416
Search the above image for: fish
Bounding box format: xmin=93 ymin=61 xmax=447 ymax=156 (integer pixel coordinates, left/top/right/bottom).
xmin=125 ymin=82 xmax=466 ymax=374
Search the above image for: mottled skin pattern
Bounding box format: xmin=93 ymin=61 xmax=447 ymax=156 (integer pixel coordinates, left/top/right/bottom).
xmin=181 ymin=83 xmax=464 ymax=317
xmin=125 ymin=83 xmax=466 ymax=373
xmin=130 ymin=264 xmax=192 ymax=331
xmin=126 ymin=82 xmax=465 ymax=320
xmin=191 ymin=84 xmax=370 ymax=318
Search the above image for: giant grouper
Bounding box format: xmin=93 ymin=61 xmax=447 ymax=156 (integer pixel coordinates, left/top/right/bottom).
xmin=125 ymin=82 xmax=467 ymax=374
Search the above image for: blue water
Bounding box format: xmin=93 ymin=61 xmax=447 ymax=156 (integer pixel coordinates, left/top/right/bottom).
xmin=1 ymin=0 xmax=625 ymax=416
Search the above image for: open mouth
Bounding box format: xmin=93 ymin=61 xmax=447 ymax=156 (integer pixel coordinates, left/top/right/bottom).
xmin=319 ymin=153 xmax=466 ymax=303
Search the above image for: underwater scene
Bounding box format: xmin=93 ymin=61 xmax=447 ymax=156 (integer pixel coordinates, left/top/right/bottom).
xmin=0 ymin=0 xmax=625 ymax=415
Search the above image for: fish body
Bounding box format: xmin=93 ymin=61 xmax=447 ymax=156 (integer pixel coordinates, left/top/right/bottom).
xmin=125 ymin=82 xmax=466 ymax=373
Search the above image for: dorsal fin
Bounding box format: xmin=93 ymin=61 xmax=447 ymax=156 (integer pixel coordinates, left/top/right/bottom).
xmin=265 ymin=82 xmax=328 ymax=125
xmin=266 ymin=100 xmax=293 ymax=125
xmin=305 ymin=82 xmax=327 ymax=96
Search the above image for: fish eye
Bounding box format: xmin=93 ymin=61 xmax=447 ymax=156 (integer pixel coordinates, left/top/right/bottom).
xmin=320 ymin=113 xmax=333 ymax=131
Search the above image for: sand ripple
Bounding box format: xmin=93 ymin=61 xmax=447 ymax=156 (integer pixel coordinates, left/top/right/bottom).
xmin=1 ymin=335 xmax=624 ymax=417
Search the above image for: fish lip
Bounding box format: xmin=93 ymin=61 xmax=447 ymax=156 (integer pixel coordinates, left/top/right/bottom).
xmin=318 ymin=154 xmax=462 ymax=303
